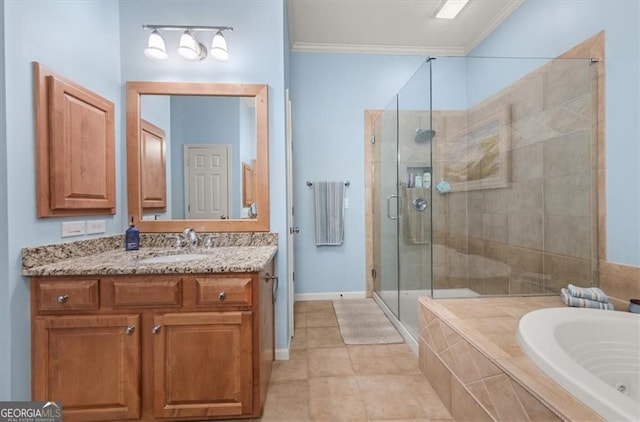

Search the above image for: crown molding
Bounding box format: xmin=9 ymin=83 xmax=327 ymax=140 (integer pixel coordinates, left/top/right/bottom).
xmin=291 ymin=42 xmax=466 ymax=56
xmin=465 ymin=0 xmax=525 ymax=55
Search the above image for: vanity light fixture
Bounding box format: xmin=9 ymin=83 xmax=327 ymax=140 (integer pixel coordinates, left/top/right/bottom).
xmin=433 ymin=0 xmax=469 ymax=19
xmin=142 ymin=24 xmax=233 ymax=62
xmin=144 ymin=29 xmax=168 ymax=61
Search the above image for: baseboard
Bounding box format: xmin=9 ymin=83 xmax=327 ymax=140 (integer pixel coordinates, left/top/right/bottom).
xmin=294 ymin=291 xmax=366 ymax=301
xmin=275 ymin=348 xmax=290 ymax=361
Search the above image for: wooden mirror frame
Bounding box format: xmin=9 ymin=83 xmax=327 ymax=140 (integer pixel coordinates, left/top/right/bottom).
xmin=126 ymin=81 xmax=269 ymax=232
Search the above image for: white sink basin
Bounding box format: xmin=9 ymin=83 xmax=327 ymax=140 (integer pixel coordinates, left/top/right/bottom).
xmin=138 ymin=253 xmax=209 ymax=265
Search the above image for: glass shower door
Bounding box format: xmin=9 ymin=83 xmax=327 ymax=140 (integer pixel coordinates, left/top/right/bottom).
xmin=397 ymin=60 xmax=433 ymax=338
xmin=373 ymin=95 xmax=400 ymax=317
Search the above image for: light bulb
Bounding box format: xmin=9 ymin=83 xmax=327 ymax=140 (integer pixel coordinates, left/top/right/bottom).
xmin=178 ymin=30 xmax=201 ymax=61
xmin=210 ymin=31 xmax=229 ymax=61
xmin=144 ymin=30 xmax=167 ymax=61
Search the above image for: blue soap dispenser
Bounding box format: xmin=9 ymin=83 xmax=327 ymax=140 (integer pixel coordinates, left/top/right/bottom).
xmin=125 ymin=217 xmax=140 ymax=251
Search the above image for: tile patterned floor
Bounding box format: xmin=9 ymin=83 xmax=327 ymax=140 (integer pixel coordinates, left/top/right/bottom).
xmin=259 ymin=300 xmax=454 ymax=422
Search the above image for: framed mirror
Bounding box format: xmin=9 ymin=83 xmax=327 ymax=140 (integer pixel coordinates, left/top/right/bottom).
xmin=126 ymin=81 xmax=269 ymax=232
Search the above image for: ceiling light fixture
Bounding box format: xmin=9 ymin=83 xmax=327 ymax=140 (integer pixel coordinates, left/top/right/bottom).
xmin=434 ymin=0 xmax=470 ymax=19
xmin=142 ymin=24 xmax=233 ymax=62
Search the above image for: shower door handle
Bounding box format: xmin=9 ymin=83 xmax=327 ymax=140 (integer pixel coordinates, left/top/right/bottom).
xmin=386 ymin=194 xmax=400 ymax=220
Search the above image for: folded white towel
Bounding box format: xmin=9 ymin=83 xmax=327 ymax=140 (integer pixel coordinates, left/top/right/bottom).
xmin=561 ymin=288 xmax=613 ymax=310
xmin=567 ymin=284 xmax=609 ymax=303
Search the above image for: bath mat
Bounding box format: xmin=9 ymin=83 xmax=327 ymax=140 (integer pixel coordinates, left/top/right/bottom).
xmin=332 ymin=299 xmax=403 ymax=345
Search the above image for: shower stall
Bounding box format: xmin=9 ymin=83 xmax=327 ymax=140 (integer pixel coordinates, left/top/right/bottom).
xmin=370 ymin=55 xmax=600 ymax=345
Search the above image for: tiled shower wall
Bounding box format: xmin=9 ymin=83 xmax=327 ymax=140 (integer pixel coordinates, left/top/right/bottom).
xmin=431 ymin=58 xmax=598 ymax=295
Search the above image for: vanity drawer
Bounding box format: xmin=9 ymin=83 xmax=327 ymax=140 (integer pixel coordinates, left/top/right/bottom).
xmin=112 ymin=278 xmax=182 ymax=308
xmin=196 ymin=277 xmax=252 ymax=306
xmin=37 ymin=279 xmax=99 ymax=311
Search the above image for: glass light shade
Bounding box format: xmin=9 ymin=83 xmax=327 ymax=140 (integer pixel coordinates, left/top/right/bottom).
xmin=435 ymin=0 xmax=469 ymax=19
xmin=178 ymin=30 xmax=202 ymax=61
xmin=143 ymin=30 xmax=168 ymax=61
xmin=210 ymin=32 xmax=229 ymax=61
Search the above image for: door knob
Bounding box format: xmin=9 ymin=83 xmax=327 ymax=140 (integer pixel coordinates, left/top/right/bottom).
xmin=290 ymin=226 xmax=300 ymax=234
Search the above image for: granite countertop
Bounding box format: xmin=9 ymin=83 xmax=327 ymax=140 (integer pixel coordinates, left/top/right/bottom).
xmin=22 ymin=246 xmax=278 ymax=277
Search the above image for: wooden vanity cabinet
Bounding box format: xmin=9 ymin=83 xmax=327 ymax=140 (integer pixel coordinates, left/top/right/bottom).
xmin=30 ymin=260 xmax=275 ymax=422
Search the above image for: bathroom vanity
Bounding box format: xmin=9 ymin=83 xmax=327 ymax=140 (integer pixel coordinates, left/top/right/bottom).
xmin=24 ymin=243 xmax=277 ymax=421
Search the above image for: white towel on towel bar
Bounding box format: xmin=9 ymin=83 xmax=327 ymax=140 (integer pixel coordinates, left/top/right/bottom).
xmin=314 ymin=181 xmax=345 ymax=246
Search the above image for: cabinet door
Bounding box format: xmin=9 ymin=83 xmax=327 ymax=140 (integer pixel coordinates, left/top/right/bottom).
xmin=153 ymin=312 xmax=253 ymax=419
xmin=32 ymin=314 xmax=140 ymax=422
xmin=140 ymin=119 xmax=166 ymax=212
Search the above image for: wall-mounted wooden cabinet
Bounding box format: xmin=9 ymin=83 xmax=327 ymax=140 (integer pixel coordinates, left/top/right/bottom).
xmin=30 ymin=260 xmax=275 ymax=421
xmin=34 ymin=62 xmax=116 ymax=217
xmin=140 ymin=120 xmax=167 ymax=212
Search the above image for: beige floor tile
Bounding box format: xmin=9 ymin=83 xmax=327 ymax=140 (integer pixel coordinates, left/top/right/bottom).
xmin=369 ymin=419 xmax=452 ymax=422
xmin=270 ymin=349 xmax=308 ymax=382
xmin=309 ymin=393 xmax=368 ymax=421
xmin=307 ymin=326 xmax=344 ymax=348
xmin=304 ymin=300 xmax=334 ymax=312
xmin=295 ymin=312 xmax=308 ymax=328
xmin=261 ymin=380 xmax=310 ymax=421
xmin=305 ymin=309 xmax=338 ymax=327
xmin=308 ymin=347 xmax=354 ymax=378
xmin=308 ymin=377 xmax=367 ymax=421
xmin=308 ymin=376 xmax=360 ymax=397
xmin=348 ymin=345 xmax=419 ymax=375
xmin=264 ymin=302 xmax=451 ymax=422
xmin=291 ymin=328 xmax=307 ymax=350
xmin=357 ymin=374 xmax=451 ymax=420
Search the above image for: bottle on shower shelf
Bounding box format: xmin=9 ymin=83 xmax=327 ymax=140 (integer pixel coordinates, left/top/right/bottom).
xmin=423 ymin=171 xmax=431 ymax=189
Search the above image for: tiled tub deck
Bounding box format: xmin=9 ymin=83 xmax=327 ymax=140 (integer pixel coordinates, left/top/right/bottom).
xmin=418 ymin=296 xmax=605 ymax=421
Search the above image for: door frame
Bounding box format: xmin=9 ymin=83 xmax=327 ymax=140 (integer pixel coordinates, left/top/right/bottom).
xmin=364 ymin=110 xmax=382 ymax=298
xmin=285 ymin=89 xmax=295 ymax=337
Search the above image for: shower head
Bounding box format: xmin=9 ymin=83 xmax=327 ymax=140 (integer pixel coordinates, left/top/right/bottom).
xmin=415 ymin=128 xmax=435 ymax=143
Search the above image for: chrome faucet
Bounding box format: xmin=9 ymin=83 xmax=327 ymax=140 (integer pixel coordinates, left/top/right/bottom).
xmin=183 ymin=227 xmax=198 ymax=249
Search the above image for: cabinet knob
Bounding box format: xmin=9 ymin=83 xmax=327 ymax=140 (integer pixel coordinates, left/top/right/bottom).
xmin=264 ymin=273 xmax=277 ymax=282
xmin=152 ymin=325 xmax=162 ymax=335
xmin=218 ymin=291 xmax=226 ymax=301
xmin=56 ymin=294 xmax=69 ymax=304
xmin=124 ymin=325 xmax=135 ymax=335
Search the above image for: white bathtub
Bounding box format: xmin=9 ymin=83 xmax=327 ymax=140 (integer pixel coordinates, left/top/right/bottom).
xmin=517 ymin=307 xmax=640 ymax=421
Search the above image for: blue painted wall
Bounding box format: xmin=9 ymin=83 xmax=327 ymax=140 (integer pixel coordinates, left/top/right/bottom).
xmin=2 ymin=0 xmax=122 ymax=400
xmin=289 ymin=53 xmax=427 ymax=294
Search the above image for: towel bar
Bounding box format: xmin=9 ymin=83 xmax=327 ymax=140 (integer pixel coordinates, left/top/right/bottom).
xmin=306 ymin=180 xmax=350 ymax=187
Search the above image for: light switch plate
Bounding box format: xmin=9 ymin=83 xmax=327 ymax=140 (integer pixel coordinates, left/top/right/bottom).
xmin=86 ymin=220 xmax=106 ymax=234
xmin=62 ymin=221 xmax=86 ymax=237
xmin=344 ymin=198 xmax=350 ymax=208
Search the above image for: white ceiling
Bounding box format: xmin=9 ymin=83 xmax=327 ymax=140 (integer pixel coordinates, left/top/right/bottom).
xmin=287 ymin=0 xmax=525 ymax=56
